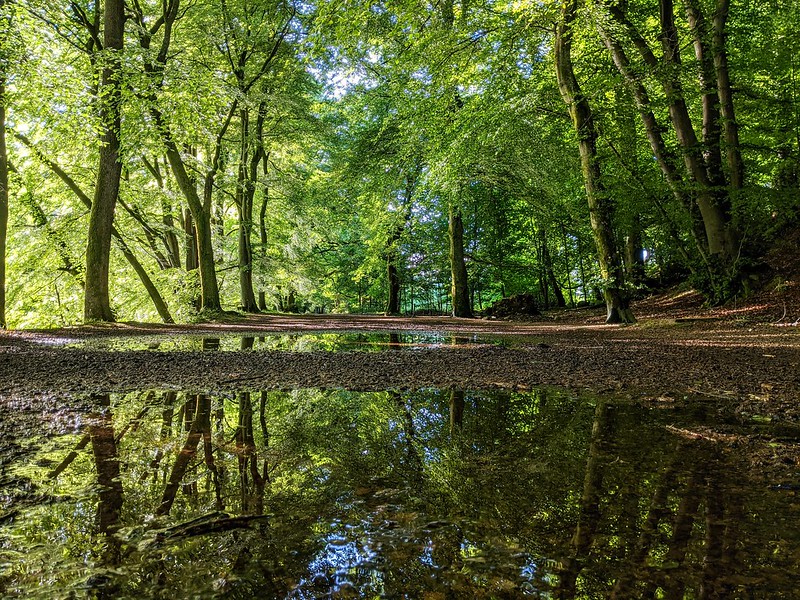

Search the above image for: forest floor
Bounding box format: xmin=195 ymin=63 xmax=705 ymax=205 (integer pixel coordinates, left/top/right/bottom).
xmin=1 ymin=276 xmax=799 ymax=420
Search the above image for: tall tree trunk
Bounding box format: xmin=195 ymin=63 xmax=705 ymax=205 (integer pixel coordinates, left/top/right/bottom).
xmin=0 ymin=55 xmax=7 ymax=329
xmin=555 ymin=0 xmax=635 ymax=324
xmin=162 ymin=141 xmax=222 ymax=311
xmin=602 ymin=0 xmax=741 ymax=288
xmin=659 ymin=0 xmax=738 ymax=262
xmin=449 ymin=202 xmax=473 ymax=318
xmin=135 ymin=0 xmax=223 ymax=312
xmin=386 ymin=255 xmax=401 ymax=314
xmin=596 ymin=6 xmax=710 ymax=260
xmin=236 ymin=107 xmax=259 ymax=312
xmin=142 ymin=155 xmax=181 ymax=268
xmin=258 ymin=172 xmax=269 ymax=311
xmin=712 ymin=0 xmax=743 ymax=191
xmin=84 ymin=0 xmax=124 ymax=322
xmin=440 ymin=0 xmax=472 ymax=318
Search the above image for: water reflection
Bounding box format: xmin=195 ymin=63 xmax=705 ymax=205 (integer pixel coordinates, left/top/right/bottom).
xmin=1 ymin=389 xmax=799 ymax=598
xmin=59 ymin=331 xmax=507 ymax=352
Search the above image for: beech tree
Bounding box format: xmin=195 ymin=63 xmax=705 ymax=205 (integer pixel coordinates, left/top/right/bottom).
xmin=555 ymin=0 xmax=635 ymax=323
xmin=0 ymin=0 xmax=9 ymax=328
xmin=84 ymin=0 xmax=125 ymax=322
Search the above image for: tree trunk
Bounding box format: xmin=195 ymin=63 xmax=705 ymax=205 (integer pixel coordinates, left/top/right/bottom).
xmin=385 ymin=176 xmax=415 ymax=315
xmin=555 ymin=0 xmax=635 ymax=324
xmin=659 ymin=0 xmax=738 ymax=262
xmin=386 ymin=256 xmax=401 ymax=315
xmin=449 ymin=202 xmax=473 ymax=318
xmin=236 ymin=107 xmax=259 ymax=312
xmin=712 ymin=0 xmax=744 ymax=191
xmin=257 ymin=151 xmax=271 ymax=311
xmin=162 ymin=142 xmax=221 ymax=311
xmin=84 ymin=0 xmax=125 ymax=322
xmin=596 ymin=7 xmax=710 ymax=259
xmin=0 ymin=62 xmax=7 ymax=329
xmin=142 ymin=155 xmax=181 ymax=268
xmin=625 ymin=214 xmax=646 ymax=286
xmin=135 ymin=1 xmax=225 ymax=313
xmin=602 ymin=0 xmax=741 ymax=286
xmin=541 ymin=229 xmax=566 ymax=307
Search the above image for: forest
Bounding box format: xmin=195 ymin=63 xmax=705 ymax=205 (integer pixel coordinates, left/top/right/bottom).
xmin=0 ymin=0 xmax=798 ymax=328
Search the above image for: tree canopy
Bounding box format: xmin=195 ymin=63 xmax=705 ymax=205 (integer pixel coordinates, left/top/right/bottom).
xmin=1 ymin=0 xmax=798 ymax=326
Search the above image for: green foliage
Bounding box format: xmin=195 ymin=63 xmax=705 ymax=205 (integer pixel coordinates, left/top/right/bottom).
xmin=2 ymin=0 xmax=798 ymax=325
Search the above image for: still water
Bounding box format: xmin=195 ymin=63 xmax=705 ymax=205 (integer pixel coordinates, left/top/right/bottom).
xmin=57 ymin=332 xmax=510 ymax=352
xmin=1 ymin=388 xmax=799 ymax=598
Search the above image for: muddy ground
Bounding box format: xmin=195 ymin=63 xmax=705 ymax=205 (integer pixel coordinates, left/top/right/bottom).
xmin=1 ymin=287 xmax=798 ymax=419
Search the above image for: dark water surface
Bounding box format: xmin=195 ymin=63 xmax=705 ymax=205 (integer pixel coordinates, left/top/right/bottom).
xmin=1 ymin=388 xmax=799 ymax=598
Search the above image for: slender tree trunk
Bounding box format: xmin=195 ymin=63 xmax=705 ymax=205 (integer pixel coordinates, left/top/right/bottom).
xmin=236 ymin=107 xmax=259 ymax=312
xmin=135 ymin=0 xmax=225 ymax=313
xmin=142 ymin=155 xmax=181 ymax=267
xmin=555 ymin=0 xmax=635 ymax=324
xmin=625 ymin=214 xmax=645 ymax=286
xmin=542 ymin=228 xmax=566 ymax=307
xmin=602 ymin=0 xmax=740 ymax=283
xmin=659 ymin=0 xmax=738 ymax=262
xmin=386 ymin=255 xmax=401 ymax=314
xmin=385 ymin=177 xmax=415 ymax=315
xmin=257 ymin=149 xmax=271 ymax=310
xmin=0 ymin=0 xmax=7 ymax=327
xmin=0 ymin=65 xmax=7 ymax=329
xmin=712 ymin=0 xmax=743 ymax=191
xmin=449 ymin=202 xmax=473 ymax=318
xmin=596 ymin=7 xmax=709 ymax=259
xmin=163 ymin=146 xmax=222 ymax=311
xmin=84 ymin=0 xmax=125 ymax=322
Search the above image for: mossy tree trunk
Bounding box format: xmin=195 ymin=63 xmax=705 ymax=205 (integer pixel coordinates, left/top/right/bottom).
xmin=0 ymin=52 xmax=7 ymax=329
xmin=555 ymin=0 xmax=635 ymax=324
xmin=84 ymin=0 xmax=124 ymax=322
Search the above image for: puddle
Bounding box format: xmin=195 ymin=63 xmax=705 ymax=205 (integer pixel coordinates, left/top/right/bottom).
xmin=1 ymin=388 xmax=799 ymax=598
xmin=54 ymin=331 xmax=519 ymax=352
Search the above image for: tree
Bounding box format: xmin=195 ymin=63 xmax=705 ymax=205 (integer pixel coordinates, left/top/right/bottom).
xmin=0 ymin=0 xmax=9 ymax=328
xmin=131 ymin=0 xmax=224 ymax=313
xmin=555 ymin=0 xmax=635 ymax=323
xmin=593 ymin=0 xmax=745 ymax=300
xmin=213 ymin=0 xmax=296 ymax=312
xmin=83 ymin=0 xmax=125 ymax=322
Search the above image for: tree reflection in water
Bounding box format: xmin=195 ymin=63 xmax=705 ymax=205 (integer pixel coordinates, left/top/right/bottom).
xmin=1 ymin=388 xmax=798 ymax=598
